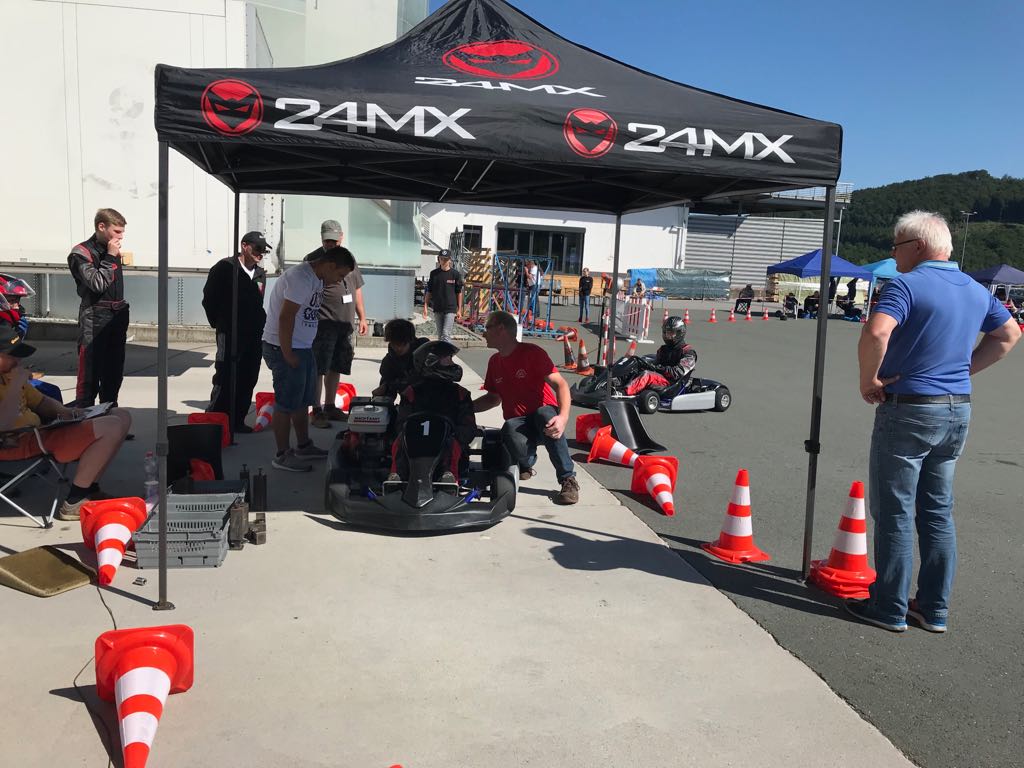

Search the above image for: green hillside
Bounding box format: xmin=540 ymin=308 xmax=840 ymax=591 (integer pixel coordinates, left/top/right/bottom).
xmin=837 ymin=171 xmax=1024 ymax=270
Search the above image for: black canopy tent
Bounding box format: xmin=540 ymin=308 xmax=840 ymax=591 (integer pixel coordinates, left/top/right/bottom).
xmin=151 ymin=0 xmax=843 ymax=607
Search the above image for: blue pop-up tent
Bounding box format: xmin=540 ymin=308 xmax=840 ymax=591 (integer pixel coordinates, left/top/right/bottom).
xmin=767 ymin=248 xmax=873 ymax=280
xmin=862 ymin=257 xmax=899 ymax=281
xmin=967 ymin=263 xmax=1024 ymax=287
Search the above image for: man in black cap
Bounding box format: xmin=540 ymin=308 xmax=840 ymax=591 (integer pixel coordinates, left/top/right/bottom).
xmin=202 ymin=231 xmax=269 ymax=432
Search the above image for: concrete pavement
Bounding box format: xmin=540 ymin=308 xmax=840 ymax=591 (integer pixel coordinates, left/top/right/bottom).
xmin=0 ymin=339 xmax=915 ymax=767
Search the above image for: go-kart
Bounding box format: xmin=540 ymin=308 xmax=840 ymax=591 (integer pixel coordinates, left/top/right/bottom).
xmin=570 ymin=355 xmax=731 ymax=414
xmin=325 ymin=396 xmax=517 ymax=532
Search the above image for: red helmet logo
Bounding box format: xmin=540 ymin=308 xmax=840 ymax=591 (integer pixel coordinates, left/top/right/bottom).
xmin=443 ymin=40 xmax=559 ymax=80
xmin=201 ymin=79 xmax=263 ymax=136
xmin=563 ymin=109 xmax=617 ymax=158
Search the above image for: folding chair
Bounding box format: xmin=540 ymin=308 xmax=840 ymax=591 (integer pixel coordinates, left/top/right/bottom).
xmin=0 ymin=427 xmax=69 ymax=529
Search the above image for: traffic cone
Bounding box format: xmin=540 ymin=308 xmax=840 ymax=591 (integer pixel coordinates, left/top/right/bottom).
xmin=808 ymin=481 xmax=876 ymax=599
xmin=561 ymin=331 xmax=577 ymax=370
xmin=631 ymin=455 xmax=678 ymax=516
xmin=254 ymin=392 xmax=274 ymax=412
xmin=702 ymin=469 xmax=771 ymax=563
xmin=575 ymin=412 xmax=604 ymax=445
xmin=663 ymin=307 xmax=669 ymax=324
xmin=744 ymin=307 xmax=753 ymax=322
xmin=683 ymin=309 xmax=690 ymax=325
xmin=95 ymin=625 xmax=195 ymax=768
xmin=187 ymin=412 xmax=230 ymax=447
xmin=625 ymin=338 xmax=638 ymax=357
xmin=708 ymin=308 xmax=717 ymax=323
xmin=576 ymin=337 xmax=594 ymax=375
xmin=335 ymin=382 xmax=357 ymax=412
xmin=252 ymin=401 xmax=274 ymax=432
xmin=587 ymin=425 xmax=638 ymax=468
xmin=762 ymin=306 xmax=770 ymax=321
xmin=80 ymin=497 xmax=149 ymax=586
xmin=728 ymin=308 xmax=737 ymax=322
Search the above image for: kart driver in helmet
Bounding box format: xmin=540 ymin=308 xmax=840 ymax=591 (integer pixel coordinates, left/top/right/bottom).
xmin=389 ymin=340 xmax=476 ymax=484
xmin=624 ymin=315 xmax=698 ymax=396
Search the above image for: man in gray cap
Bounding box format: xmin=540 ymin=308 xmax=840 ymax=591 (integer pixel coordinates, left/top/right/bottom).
xmin=305 ymin=220 xmax=367 ymax=429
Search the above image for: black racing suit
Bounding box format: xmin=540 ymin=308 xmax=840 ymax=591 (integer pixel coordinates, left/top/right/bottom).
xmin=376 ymin=337 xmax=428 ymax=402
xmin=68 ymin=234 xmax=129 ymax=406
xmin=653 ymin=341 xmax=698 ymax=385
xmin=394 ymin=379 xmax=477 ymax=480
xmin=202 ymin=256 xmax=267 ymax=428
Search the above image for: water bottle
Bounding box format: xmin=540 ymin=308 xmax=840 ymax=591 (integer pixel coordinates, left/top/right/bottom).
xmin=143 ymin=451 xmax=159 ymax=513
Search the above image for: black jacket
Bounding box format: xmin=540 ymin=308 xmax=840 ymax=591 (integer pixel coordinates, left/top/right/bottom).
xmin=578 ymin=275 xmax=594 ymax=295
xmin=68 ymin=234 xmax=126 ymax=310
xmin=654 ymin=341 xmax=697 ymax=383
xmin=378 ymin=337 xmax=428 ymax=400
xmin=425 ymin=267 xmax=463 ymax=313
xmin=202 ymin=257 xmax=267 ymax=338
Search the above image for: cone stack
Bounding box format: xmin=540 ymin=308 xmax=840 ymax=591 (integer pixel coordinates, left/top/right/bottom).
xmin=80 ymin=498 xmax=149 ymax=586
xmin=702 ymin=469 xmax=770 ymax=563
xmin=808 ymin=481 xmax=876 ymax=598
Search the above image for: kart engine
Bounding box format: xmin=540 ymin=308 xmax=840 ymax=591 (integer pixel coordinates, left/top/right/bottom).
xmin=344 ymin=402 xmax=393 ymax=461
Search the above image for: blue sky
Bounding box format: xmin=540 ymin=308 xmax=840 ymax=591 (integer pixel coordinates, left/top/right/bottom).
xmin=428 ymin=0 xmax=1023 ymax=191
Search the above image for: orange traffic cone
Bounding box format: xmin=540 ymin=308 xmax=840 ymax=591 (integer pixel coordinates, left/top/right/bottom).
xmin=744 ymin=307 xmax=753 ymax=322
xmin=187 ymin=412 xmax=230 ymax=447
xmin=683 ymin=309 xmax=690 ymax=325
xmin=762 ymin=306 xmax=770 ymax=321
xmin=335 ymin=383 xmax=356 ymax=412
xmin=561 ymin=331 xmax=577 ymax=370
xmin=576 ymin=337 xmax=593 ymax=375
xmin=587 ymin=425 xmax=638 ymax=467
xmin=631 ymin=455 xmax=678 ymax=516
xmin=728 ymin=308 xmax=737 ymax=322
xmin=95 ymin=625 xmax=195 ymax=768
xmin=702 ymin=469 xmax=770 ymax=563
xmin=808 ymin=481 xmax=876 ymax=599
xmin=575 ymin=412 xmax=604 ymax=445
xmin=254 ymin=392 xmax=274 ymax=412
xmin=625 ymin=338 xmax=638 ymax=357
xmin=708 ymin=308 xmax=717 ymax=323
xmin=80 ymin=498 xmax=149 ymax=586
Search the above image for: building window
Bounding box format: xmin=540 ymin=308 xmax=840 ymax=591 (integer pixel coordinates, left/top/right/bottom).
xmin=496 ymin=226 xmax=584 ymax=274
xmin=462 ymin=225 xmax=483 ymax=251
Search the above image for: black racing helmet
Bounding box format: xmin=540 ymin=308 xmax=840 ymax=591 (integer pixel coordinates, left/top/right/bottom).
xmin=662 ymin=315 xmax=686 ymax=345
xmin=413 ymin=340 xmax=463 ymax=383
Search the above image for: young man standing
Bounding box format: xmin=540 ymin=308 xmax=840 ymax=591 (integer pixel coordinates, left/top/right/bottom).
xmin=423 ymin=250 xmax=463 ymax=343
xmin=202 ymin=231 xmax=268 ymax=433
xmin=305 ymin=220 xmax=367 ymax=429
xmin=474 ymin=310 xmax=578 ymax=505
xmin=262 ymin=246 xmax=356 ymax=471
xmin=577 ymin=267 xmax=593 ymax=323
xmin=68 ymin=208 xmax=130 ymax=407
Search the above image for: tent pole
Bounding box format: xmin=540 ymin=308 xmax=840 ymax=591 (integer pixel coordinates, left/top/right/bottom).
xmin=605 ymin=213 xmax=622 ymax=400
xmin=801 ymin=186 xmax=837 ymax=579
xmin=154 ymin=142 xmax=174 ymax=611
xmin=228 ymin=193 xmax=240 ymax=441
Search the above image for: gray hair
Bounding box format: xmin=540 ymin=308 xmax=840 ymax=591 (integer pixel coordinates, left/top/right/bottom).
xmin=487 ymin=310 xmax=518 ymax=335
xmin=894 ymin=211 xmax=953 ymax=258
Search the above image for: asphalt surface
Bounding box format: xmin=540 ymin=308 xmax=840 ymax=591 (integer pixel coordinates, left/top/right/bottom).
xmin=458 ymin=300 xmax=1024 ymax=768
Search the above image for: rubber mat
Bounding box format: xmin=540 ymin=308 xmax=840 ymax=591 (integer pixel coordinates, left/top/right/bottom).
xmin=0 ymin=545 xmax=94 ymax=597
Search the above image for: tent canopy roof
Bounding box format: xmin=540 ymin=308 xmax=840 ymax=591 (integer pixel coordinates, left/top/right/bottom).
xmin=862 ymin=257 xmax=899 ymax=280
xmin=967 ymin=263 xmax=1024 ymax=287
xmin=766 ymin=249 xmax=872 ymax=280
xmin=154 ymin=0 xmax=842 ymax=215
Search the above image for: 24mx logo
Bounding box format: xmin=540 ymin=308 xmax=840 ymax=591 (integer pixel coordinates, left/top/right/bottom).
xmin=624 ymin=123 xmax=795 ymax=163
xmin=274 ymin=99 xmax=475 ymax=139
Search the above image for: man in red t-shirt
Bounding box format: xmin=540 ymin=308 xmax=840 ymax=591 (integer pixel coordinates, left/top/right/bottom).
xmin=474 ymin=311 xmax=578 ymax=505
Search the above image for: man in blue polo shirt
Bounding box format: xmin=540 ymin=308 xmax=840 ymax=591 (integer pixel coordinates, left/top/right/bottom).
xmin=852 ymin=211 xmax=1020 ymax=634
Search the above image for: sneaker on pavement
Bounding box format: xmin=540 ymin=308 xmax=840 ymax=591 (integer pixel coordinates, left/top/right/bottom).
xmin=843 ymin=599 xmax=907 ymax=632
xmin=519 ymin=468 xmax=537 ymax=481
xmin=272 ymin=450 xmax=312 ymax=472
xmin=311 ymin=410 xmax=331 ymax=429
xmin=907 ymin=599 xmax=947 ymax=633
xmin=294 ymin=440 xmax=328 ymax=459
xmin=324 ymin=405 xmax=347 ymax=422
xmin=56 ymin=498 xmax=86 ymax=521
xmin=555 ymin=476 xmax=579 ymax=505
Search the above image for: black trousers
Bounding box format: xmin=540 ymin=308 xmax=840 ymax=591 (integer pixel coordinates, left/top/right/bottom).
xmin=208 ymin=332 xmax=263 ymax=428
xmin=75 ymin=305 xmax=129 ymax=406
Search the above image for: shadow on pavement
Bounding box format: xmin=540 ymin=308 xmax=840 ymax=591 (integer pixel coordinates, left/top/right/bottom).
xmin=49 ymin=683 xmax=121 ymax=768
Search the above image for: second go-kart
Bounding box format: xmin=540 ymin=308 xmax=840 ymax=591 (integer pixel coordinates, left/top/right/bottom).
xmin=570 ymin=355 xmax=731 ymax=414
xmin=325 ymin=397 xmax=517 ymax=532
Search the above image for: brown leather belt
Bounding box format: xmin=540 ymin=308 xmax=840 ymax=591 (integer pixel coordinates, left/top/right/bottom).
xmin=891 ymin=394 xmax=970 ymax=405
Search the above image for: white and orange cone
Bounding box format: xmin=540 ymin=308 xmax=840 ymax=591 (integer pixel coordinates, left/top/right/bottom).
xmin=80 ymin=498 xmax=149 ymax=586
xmin=576 ymin=337 xmax=594 ymax=375
xmin=631 ymin=455 xmax=679 ymax=516
xmin=762 ymin=306 xmax=770 ymax=321
xmin=575 ymin=412 xmax=604 ymax=445
xmin=335 ymin=383 xmax=357 ymax=412
xmin=683 ymin=309 xmax=690 ymax=325
xmin=252 ymin=401 xmax=274 ymax=432
xmin=744 ymin=307 xmax=753 ymax=322
xmin=708 ymin=308 xmax=717 ymax=323
xmin=625 ymin=338 xmax=638 ymax=357
xmin=95 ymin=625 xmax=195 ymax=768
xmin=702 ymin=469 xmax=770 ymax=563
xmin=587 ymin=425 xmax=638 ymax=468
xmin=728 ymin=308 xmax=737 ymax=323
xmin=808 ymin=481 xmax=876 ymax=599
xmin=560 ymin=330 xmax=577 ymax=370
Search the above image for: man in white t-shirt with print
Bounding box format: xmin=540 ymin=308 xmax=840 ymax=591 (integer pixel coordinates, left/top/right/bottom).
xmin=262 ymin=246 xmax=355 ymax=471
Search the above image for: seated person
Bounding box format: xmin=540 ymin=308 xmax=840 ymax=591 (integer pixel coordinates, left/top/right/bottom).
xmin=800 ymin=291 xmax=820 ymax=318
xmin=734 ymin=283 xmax=755 ymax=313
xmin=624 ymin=316 xmax=697 ymax=395
xmin=371 ymin=318 xmax=428 ymax=402
xmin=389 ymin=340 xmax=476 ymax=484
xmin=0 ymin=321 xmax=131 ymax=520
xmin=783 ymin=292 xmax=799 ymax=317
xmin=632 ymin=278 xmax=646 ymax=297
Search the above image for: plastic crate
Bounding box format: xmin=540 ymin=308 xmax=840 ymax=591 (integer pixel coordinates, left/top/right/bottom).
xmin=139 ymin=492 xmax=240 ymax=539
xmin=134 ymin=528 xmax=229 ymax=569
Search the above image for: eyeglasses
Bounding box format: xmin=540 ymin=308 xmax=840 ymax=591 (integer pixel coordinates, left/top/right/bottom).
xmin=891 ymin=238 xmax=920 ymax=252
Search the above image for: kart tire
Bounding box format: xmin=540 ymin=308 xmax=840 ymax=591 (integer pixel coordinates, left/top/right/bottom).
xmin=714 ymin=387 xmax=732 ymax=412
xmin=493 ymin=471 xmax=517 ymax=512
xmin=639 ymin=389 xmax=660 ymax=414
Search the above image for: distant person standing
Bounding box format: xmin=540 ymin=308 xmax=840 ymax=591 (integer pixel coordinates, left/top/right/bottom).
xmin=305 ymin=220 xmax=367 ymax=430
xmin=262 ymin=246 xmax=355 ymax=471
xmin=68 ymin=208 xmax=130 ymax=407
xmin=202 ymin=231 xmax=268 ymax=433
xmin=423 ymin=250 xmax=463 ymax=343
xmin=577 ymin=267 xmax=593 ymax=322
xmin=851 ymin=211 xmax=1020 ymax=634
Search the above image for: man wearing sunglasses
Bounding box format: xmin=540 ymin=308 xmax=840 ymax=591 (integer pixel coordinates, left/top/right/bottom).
xmin=850 ymin=211 xmax=1020 ymax=635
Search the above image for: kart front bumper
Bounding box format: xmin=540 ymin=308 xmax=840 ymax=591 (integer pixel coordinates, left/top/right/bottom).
xmin=327 ymin=483 xmax=514 ymax=532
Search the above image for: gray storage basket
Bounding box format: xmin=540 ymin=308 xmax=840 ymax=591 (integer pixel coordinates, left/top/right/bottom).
xmin=138 ymin=492 xmax=240 ymax=540
xmin=134 ymin=528 xmax=229 ymax=569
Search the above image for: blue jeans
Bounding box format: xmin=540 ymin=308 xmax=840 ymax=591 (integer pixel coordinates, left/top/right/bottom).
xmin=867 ymin=400 xmax=971 ymax=624
xmin=502 ymin=405 xmax=575 ymax=482
xmin=262 ymin=343 xmax=317 ymax=413
xmin=578 ymin=294 xmax=590 ymax=322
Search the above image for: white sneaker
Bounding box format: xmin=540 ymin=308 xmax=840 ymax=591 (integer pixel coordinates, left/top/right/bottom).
xmin=272 ymin=450 xmax=312 ymax=472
